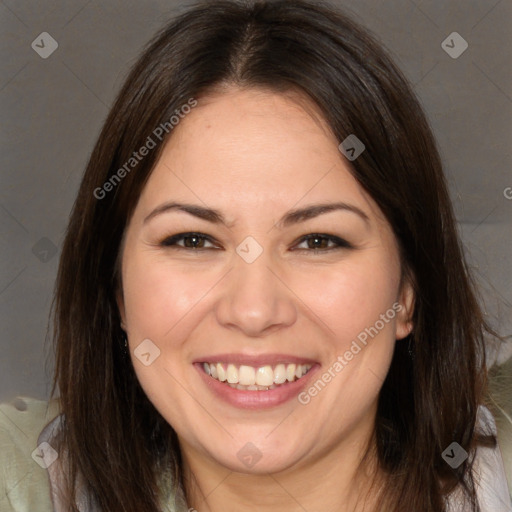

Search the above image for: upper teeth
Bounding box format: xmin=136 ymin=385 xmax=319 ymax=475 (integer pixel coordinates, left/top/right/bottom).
xmin=203 ymin=362 xmax=312 ymax=386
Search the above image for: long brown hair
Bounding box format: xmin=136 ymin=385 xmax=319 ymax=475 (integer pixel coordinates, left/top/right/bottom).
xmin=49 ymin=1 xmax=497 ymax=510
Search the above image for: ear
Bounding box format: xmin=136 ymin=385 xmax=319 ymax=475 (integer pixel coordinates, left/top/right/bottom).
xmin=395 ymin=278 xmax=414 ymax=340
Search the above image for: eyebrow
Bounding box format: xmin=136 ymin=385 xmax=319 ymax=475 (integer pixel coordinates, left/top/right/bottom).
xmin=143 ymin=201 xmax=370 ymax=228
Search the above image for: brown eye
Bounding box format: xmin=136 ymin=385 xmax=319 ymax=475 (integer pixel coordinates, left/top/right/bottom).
xmin=160 ymin=232 xmax=217 ymax=250
xmin=293 ymin=234 xmax=353 ymax=252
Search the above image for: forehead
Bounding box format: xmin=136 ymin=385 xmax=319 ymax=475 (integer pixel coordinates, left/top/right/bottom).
xmin=134 ymin=87 xmax=379 ymax=223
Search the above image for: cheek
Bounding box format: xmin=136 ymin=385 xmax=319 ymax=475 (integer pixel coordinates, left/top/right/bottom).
xmin=121 ymin=253 xmax=205 ymax=421
xmin=122 ymin=252 xmax=210 ymax=341
xmin=295 ymin=252 xmax=401 ymax=350
xmin=299 ymin=253 xmax=401 ymax=417
xmin=296 ymin=260 xmax=399 ymax=428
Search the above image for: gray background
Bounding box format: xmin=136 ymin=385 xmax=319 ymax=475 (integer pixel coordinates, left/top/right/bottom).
xmin=1 ymin=0 xmax=511 ymax=402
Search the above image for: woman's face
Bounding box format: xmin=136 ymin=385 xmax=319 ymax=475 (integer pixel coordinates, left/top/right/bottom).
xmin=117 ymin=87 xmax=413 ymax=476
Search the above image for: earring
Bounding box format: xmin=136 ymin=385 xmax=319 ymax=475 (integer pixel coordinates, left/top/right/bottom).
xmin=407 ymin=337 xmax=414 ymax=360
xmin=122 ymin=334 xmax=129 ymax=357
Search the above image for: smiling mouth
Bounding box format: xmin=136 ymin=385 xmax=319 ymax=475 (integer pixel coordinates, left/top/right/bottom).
xmin=202 ymin=362 xmax=313 ymax=391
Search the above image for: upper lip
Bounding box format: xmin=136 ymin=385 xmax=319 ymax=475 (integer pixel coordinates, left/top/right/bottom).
xmin=193 ymin=353 xmax=318 ymax=366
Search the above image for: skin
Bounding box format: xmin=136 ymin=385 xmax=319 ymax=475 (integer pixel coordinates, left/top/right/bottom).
xmin=117 ymin=86 xmax=414 ymax=512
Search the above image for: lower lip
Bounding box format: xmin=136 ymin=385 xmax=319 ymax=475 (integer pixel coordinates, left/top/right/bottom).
xmin=194 ymin=363 xmax=320 ymax=410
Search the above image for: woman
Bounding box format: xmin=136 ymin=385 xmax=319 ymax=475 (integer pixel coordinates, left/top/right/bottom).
xmin=1 ymin=0 xmax=511 ymax=511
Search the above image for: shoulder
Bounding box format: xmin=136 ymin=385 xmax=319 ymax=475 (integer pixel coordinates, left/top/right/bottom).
xmin=0 ymin=396 xmax=185 ymax=512
xmin=472 ymin=405 xmax=512 ymax=511
xmin=446 ymin=405 xmax=512 ymax=512
xmin=0 ymin=396 xmax=61 ymax=512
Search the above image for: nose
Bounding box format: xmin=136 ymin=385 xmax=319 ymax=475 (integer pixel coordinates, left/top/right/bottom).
xmin=214 ymin=248 xmax=297 ymax=337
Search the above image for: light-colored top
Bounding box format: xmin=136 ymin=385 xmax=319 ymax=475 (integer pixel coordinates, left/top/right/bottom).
xmin=0 ymin=396 xmax=187 ymax=512
xmin=1 ymin=396 xmax=511 ymax=511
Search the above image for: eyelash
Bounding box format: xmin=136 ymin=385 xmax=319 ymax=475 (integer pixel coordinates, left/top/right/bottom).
xmin=159 ymin=232 xmax=353 ymax=253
